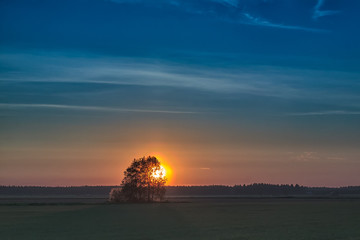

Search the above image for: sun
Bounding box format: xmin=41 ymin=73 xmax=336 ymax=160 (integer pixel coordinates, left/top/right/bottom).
xmin=152 ymin=165 xmax=166 ymax=179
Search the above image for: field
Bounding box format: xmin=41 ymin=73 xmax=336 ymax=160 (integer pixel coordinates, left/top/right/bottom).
xmin=1 ymin=198 xmax=360 ymax=240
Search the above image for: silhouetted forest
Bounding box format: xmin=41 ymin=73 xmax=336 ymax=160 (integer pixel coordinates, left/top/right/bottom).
xmin=1 ymin=184 xmax=360 ymax=197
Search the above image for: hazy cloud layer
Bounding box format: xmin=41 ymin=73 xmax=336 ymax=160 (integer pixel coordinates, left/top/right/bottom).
xmin=2 ymin=53 xmax=359 ymax=103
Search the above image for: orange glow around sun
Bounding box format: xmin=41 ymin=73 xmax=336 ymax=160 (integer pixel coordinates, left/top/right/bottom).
xmin=160 ymin=163 xmax=173 ymax=185
xmin=154 ymin=154 xmax=173 ymax=184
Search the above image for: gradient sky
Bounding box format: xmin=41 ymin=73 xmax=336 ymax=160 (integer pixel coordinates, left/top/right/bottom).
xmin=1 ymin=0 xmax=360 ymax=186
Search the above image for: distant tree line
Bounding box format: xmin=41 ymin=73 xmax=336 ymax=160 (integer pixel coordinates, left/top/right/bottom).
xmin=2 ymin=184 xmax=360 ymax=197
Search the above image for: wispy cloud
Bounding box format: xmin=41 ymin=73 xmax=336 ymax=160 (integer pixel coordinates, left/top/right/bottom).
xmin=108 ymin=0 xmax=328 ymax=32
xmin=313 ymin=0 xmax=340 ymax=20
xmin=243 ymin=13 xmax=328 ymax=33
xmin=0 ymin=53 xmax=303 ymax=98
xmin=293 ymin=151 xmax=319 ymax=162
xmin=288 ymin=151 xmax=346 ymax=162
xmin=0 ymin=103 xmax=198 ymax=114
xmin=2 ymin=53 xmax=359 ymax=108
xmin=212 ymin=0 xmax=238 ymax=7
xmin=287 ymin=110 xmax=360 ymax=116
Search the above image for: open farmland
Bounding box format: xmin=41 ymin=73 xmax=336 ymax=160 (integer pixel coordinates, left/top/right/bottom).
xmin=1 ymin=199 xmax=360 ymax=240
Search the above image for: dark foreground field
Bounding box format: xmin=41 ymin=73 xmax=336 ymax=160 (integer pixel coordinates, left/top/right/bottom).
xmin=1 ymin=199 xmax=360 ymax=240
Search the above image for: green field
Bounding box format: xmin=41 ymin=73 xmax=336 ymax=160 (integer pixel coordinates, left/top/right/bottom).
xmin=1 ymin=199 xmax=360 ymax=240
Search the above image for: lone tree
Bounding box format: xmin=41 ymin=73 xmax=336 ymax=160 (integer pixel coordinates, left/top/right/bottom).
xmin=121 ymin=156 xmax=167 ymax=202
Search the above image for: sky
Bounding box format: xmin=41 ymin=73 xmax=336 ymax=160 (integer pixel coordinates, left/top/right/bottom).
xmin=0 ymin=0 xmax=360 ymax=187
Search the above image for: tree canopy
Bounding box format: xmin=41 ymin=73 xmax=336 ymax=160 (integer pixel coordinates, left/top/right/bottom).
xmin=121 ymin=156 xmax=167 ymax=202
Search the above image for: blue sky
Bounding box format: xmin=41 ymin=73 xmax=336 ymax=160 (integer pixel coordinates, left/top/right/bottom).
xmin=1 ymin=0 xmax=360 ymax=186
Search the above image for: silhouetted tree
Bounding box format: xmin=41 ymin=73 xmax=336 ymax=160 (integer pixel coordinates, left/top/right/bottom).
xmin=121 ymin=156 xmax=167 ymax=202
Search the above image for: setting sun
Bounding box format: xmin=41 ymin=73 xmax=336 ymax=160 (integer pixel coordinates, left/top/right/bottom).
xmin=152 ymin=165 xmax=166 ymax=179
xmin=147 ymin=153 xmax=173 ymax=184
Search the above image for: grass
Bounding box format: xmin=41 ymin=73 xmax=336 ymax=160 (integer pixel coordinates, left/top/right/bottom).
xmin=0 ymin=199 xmax=360 ymax=239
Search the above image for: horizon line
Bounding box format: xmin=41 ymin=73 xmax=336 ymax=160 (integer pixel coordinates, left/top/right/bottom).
xmin=2 ymin=184 xmax=359 ymax=188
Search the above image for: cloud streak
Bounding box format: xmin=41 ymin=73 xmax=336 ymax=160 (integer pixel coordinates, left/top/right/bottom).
xmin=243 ymin=13 xmax=328 ymax=33
xmin=0 ymin=103 xmax=198 ymax=114
xmin=199 ymin=167 xmax=211 ymax=170
xmin=287 ymin=110 xmax=360 ymax=116
xmin=109 ymin=0 xmax=328 ymax=32
xmin=313 ymin=0 xmax=340 ymax=20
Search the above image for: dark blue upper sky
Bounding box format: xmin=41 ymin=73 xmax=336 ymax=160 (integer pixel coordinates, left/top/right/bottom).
xmin=0 ymin=0 xmax=360 ymax=186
